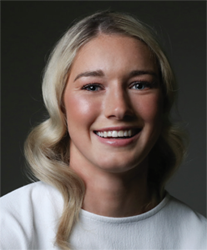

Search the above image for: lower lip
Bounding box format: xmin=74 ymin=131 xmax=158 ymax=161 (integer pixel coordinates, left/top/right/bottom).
xmin=94 ymin=131 xmax=141 ymax=147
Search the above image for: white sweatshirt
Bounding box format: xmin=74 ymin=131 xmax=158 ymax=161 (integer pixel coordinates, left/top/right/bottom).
xmin=0 ymin=181 xmax=206 ymax=250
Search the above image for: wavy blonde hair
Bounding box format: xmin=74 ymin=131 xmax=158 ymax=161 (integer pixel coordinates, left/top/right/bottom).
xmin=24 ymin=11 xmax=187 ymax=250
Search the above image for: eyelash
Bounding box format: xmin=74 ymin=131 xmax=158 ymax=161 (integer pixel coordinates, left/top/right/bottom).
xmin=81 ymin=83 xmax=103 ymax=91
xmin=81 ymin=81 xmax=155 ymax=92
xmin=130 ymin=81 xmax=155 ymax=90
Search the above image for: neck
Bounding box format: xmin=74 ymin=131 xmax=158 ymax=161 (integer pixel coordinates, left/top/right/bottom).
xmin=83 ymin=172 xmax=153 ymax=217
xmin=70 ymin=157 xmax=158 ymax=217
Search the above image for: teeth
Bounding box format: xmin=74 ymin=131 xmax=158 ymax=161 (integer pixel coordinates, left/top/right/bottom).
xmin=108 ymin=131 xmax=112 ymax=137
xmin=112 ymin=131 xmax=118 ymax=137
xmin=96 ymin=130 xmax=136 ymax=138
xmin=118 ymin=131 xmax=124 ymax=137
xmin=124 ymin=131 xmax=128 ymax=137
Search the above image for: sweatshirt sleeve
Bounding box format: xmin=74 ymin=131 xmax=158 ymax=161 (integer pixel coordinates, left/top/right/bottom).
xmin=0 ymin=186 xmax=36 ymax=250
xmin=0 ymin=182 xmax=63 ymax=250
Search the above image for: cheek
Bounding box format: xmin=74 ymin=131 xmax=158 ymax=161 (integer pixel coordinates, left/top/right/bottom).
xmin=133 ymin=94 xmax=163 ymax=122
xmin=64 ymin=93 xmax=101 ymax=129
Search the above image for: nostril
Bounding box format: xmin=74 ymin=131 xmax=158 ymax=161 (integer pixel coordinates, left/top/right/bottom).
xmin=105 ymin=101 xmax=134 ymax=120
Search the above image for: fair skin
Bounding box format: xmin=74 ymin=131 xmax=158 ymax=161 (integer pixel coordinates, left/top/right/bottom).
xmin=64 ymin=34 xmax=163 ymax=217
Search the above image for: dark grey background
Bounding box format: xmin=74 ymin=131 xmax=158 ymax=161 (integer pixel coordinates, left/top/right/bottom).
xmin=1 ymin=1 xmax=206 ymax=217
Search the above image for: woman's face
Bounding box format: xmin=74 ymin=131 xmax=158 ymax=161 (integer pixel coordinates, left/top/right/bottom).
xmin=64 ymin=34 xmax=163 ymax=174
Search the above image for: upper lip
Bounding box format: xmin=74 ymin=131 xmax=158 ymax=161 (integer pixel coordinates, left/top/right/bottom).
xmin=94 ymin=126 xmax=142 ymax=132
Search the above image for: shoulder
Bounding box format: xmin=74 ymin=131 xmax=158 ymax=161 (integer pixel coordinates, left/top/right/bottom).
xmin=1 ymin=181 xmax=62 ymax=205
xmin=166 ymin=194 xmax=206 ymax=224
xmin=0 ymin=181 xmax=63 ymax=215
xmin=161 ymin=193 xmax=207 ymax=249
xmin=0 ymin=182 xmax=63 ymax=249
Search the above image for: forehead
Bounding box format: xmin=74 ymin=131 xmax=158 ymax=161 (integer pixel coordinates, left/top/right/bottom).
xmin=69 ymin=34 xmax=158 ymax=78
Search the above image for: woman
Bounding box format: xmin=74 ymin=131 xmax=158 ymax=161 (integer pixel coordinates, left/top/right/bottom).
xmin=1 ymin=11 xmax=206 ymax=250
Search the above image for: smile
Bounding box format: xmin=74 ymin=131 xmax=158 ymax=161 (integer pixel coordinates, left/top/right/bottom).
xmin=94 ymin=129 xmax=141 ymax=139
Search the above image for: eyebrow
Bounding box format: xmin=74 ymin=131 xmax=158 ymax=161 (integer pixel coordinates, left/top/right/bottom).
xmin=128 ymin=70 xmax=158 ymax=78
xmin=74 ymin=70 xmax=104 ymax=82
xmin=73 ymin=69 xmax=158 ymax=82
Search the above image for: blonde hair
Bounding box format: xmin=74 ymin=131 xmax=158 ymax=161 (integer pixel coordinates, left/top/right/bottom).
xmin=24 ymin=11 xmax=187 ymax=250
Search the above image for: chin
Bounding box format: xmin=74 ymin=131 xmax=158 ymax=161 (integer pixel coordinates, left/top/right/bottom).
xmin=95 ymin=154 xmax=148 ymax=174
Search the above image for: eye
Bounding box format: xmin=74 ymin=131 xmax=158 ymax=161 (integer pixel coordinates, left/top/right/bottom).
xmin=82 ymin=83 xmax=102 ymax=92
xmin=130 ymin=81 xmax=152 ymax=90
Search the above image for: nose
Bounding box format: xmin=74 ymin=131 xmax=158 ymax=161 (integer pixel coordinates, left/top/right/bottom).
xmin=103 ymin=84 xmax=134 ymax=120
